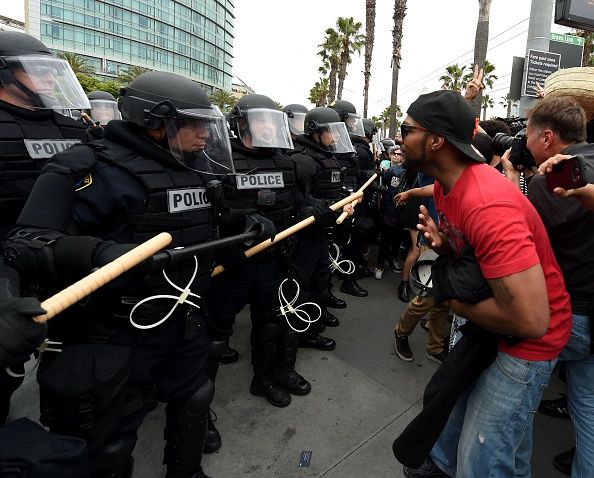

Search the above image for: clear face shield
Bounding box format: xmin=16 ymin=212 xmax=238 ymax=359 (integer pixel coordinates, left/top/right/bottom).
xmin=318 ymin=122 xmax=355 ymax=154
xmin=237 ymin=108 xmax=294 ymax=149
xmin=0 ymin=55 xmax=91 ymax=110
xmin=163 ymin=108 xmax=234 ymax=175
xmin=286 ymin=111 xmax=306 ymax=136
xmin=344 ymin=112 xmax=365 ymax=137
xmin=90 ymin=99 xmax=121 ymax=124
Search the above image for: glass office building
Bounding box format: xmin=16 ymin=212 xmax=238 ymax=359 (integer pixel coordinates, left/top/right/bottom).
xmin=26 ymin=0 xmax=234 ymax=92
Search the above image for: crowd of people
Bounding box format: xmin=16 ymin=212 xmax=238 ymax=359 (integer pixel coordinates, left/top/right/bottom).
xmin=0 ymin=30 xmax=592 ymax=478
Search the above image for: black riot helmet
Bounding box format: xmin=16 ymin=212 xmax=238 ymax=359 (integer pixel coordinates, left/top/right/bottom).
xmin=283 ymin=103 xmax=308 ymax=136
xmin=118 ymin=71 xmax=234 ymax=174
xmin=229 ymin=94 xmax=293 ymax=149
xmin=0 ymin=31 xmax=90 ymax=111
xmin=303 ymin=107 xmax=354 ymax=154
xmin=362 ymin=118 xmax=378 ymax=140
xmin=87 ymin=90 xmax=121 ymax=123
xmin=381 ymin=138 xmax=396 ymax=150
xmin=329 ymin=99 xmax=364 ymax=137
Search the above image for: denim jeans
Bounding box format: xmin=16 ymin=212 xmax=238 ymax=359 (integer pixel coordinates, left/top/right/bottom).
xmin=430 ymin=352 xmax=556 ymax=478
xmin=559 ymin=313 xmax=594 ymax=478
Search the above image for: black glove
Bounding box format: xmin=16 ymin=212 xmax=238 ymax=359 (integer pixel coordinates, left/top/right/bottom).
xmin=218 ymin=248 xmax=247 ymax=272
xmin=0 ymin=296 xmax=47 ymax=368
xmin=40 ymin=143 xmax=97 ymax=181
xmin=432 ymin=245 xmax=493 ymax=305
xmin=312 ymin=201 xmax=337 ymax=228
xmin=244 ymin=214 xmax=276 ymax=246
xmin=92 ymin=241 xmax=154 ymax=279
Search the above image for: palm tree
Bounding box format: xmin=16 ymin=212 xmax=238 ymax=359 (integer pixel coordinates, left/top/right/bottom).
xmin=382 ymin=105 xmax=401 ymax=138
xmin=463 ymin=60 xmax=498 ymax=89
xmin=209 ymin=89 xmax=235 ymax=112
xmin=57 ymin=52 xmax=94 ymax=75
xmin=439 ymin=64 xmax=467 ymax=92
xmin=308 ymin=78 xmax=329 ymax=107
xmin=274 ymin=101 xmax=284 ymax=111
xmin=573 ymin=30 xmax=594 ymax=66
xmin=389 ymin=0 xmax=407 ymax=138
xmin=318 ymin=28 xmax=341 ymax=104
xmin=117 ymin=65 xmax=151 ymax=85
xmin=336 ymin=17 xmax=365 ymax=101
xmin=363 ymin=0 xmax=376 ymax=117
xmin=481 ymin=94 xmax=494 ymax=121
xmin=470 ymin=0 xmax=493 ymax=115
xmin=499 ymin=93 xmax=518 ymax=119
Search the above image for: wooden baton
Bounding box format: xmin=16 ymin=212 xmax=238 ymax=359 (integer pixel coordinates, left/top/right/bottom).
xmin=335 ymin=172 xmax=378 ymax=225
xmin=35 ymin=232 xmax=173 ymax=323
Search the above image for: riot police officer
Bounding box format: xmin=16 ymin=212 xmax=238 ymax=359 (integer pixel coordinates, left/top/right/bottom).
xmin=0 ymin=31 xmax=90 ymax=427
xmin=282 ymin=103 xmax=308 ymax=140
xmin=206 ymin=94 xmax=310 ymax=411
xmin=290 ymin=107 xmax=355 ymax=350
xmin=5 ymin=71 xmax=270 ymax=478
xmin=87 ymin=90 xmax=121 ymax=125
xmin=329 ymin=100 xmax=370 ymax=297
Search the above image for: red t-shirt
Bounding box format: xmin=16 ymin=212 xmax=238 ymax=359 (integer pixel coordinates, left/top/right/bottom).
xmin=434 ymin=163 xmax=571 ymax=360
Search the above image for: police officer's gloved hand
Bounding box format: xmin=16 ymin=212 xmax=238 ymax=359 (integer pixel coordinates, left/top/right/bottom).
xmin=40 ymin=143 xmax=96 ymax=181
xmin=218 ymin=248 xmax=247 ymax=273
xmin=0 ymin=294 xmax=47 ymax=368
xmin=432 ymin=245 xmax=493 ymax=305
xmin=87 ymin=125 xmax=105 ymax=140
xmin=312 ymin=201 xmax=338 ymax=228
xmin=92 ymin=241 xmax=154 ymax=277
xmin=244 ymin=214 xmax=276 ymax=246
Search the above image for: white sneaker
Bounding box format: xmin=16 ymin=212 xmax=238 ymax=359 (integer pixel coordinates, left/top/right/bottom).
xmin=374 ymin=268 xmax=384 ymax=280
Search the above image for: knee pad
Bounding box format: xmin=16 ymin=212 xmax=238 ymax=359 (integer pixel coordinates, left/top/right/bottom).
xmin=253 ymin=321 xmax=283 ymax=340
xmin=209 ymin=339 xmax=229 ymax=360
xmin=184 ymin=379 xmax=214 ymax=417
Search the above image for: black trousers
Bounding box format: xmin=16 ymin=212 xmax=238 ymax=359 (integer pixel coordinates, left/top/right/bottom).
xmin=377 ymin=221 xmax=404 ymax=269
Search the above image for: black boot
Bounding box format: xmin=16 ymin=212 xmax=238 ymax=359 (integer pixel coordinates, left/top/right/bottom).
xmin=273 ymin=327 xmax=310 ymax=396
xmin=250 ymin=375 xmax=291 ymax=407
xmin=274 ymin=368 xmax=311 ymax=396
xmin=299 ymin=334 xmax=336 ymax=351
xmin=322 ymin=309 xmax=340 ymax=327
xmin=340 ymin=278 xmax=368 ymax=297
xmin=398 ymin=281 xmax=411 ymax=303
xmin=327 ymin=292 xmax=347 ymax=309
xmin=219 ymin=346 xmax=239 ymax=364
xmin=356 ymin=264 xmax=374 ymax=279
xmin=164 ymin=380 xmax=213 ymax=478
xmin=251 ymin=323 xmax=291 ymax=407
xmin=203 ymin=409 xmax=221 ymax=454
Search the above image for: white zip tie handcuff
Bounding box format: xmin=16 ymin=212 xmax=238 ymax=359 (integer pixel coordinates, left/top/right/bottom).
xmin=4 ymin=338 xmax=63 ymax=378
xmin=277 ymin=278 xmax=321 ymax=333
xmin=329 ymin=242 xmax=356 ymax=275
xmin=129 ymin=256 xmax=202 ymax=330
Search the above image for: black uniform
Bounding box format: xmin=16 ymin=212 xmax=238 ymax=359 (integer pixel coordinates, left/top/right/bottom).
xmin=6 ymin=119 xmax=234 ymax=478
xmin=206 ymin=138 xmax=310 ymax=406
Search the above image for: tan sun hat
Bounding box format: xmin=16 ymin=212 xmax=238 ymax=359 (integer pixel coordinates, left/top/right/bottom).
xmin=544 ymin=67 xmax=594 ymax=118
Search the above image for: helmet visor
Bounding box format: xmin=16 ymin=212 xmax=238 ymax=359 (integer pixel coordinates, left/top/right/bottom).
xmin=1 ymin=56 xmax=91 ymax=110
xmin=287 ymin=111 xmax=306 ymax=136
xmin=90 ymin=99 xmax=121 ymax=124
xmin=345 ymin=112 xmax=365 ymax=137
xmin=164 ymin=108 xmax=234 ymax=175
xmin=319 ymin=122 xmax=355 ymax=154
xmin=238 ymin=108 xmax=294 ymax=149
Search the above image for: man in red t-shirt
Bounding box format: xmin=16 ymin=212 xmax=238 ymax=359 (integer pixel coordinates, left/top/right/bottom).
xmin=401 ymin=90 xmax=572 ymax=478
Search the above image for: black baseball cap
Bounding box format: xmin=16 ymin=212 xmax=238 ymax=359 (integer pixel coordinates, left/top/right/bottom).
xmin=407 ymin=90 xmax=485 ymax=163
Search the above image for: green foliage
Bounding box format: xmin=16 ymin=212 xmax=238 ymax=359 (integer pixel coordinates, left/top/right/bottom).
xmin=75 ymin=73 xmax=101 ymax=94
xmin=58 ymin=52 xmax=94 ymax=75
xmin=439 ymin=64 xmax=467 ymax=92
xmin=99 ymin=80 xmax=123 ymax=98
xmin=117 ymin=65 xmax=151 ymax=85
xmin=463 ymin=60 xmax=498 ymax=89
xmin=481 ymin=94 xmax=495 ymax=120
xmin=209 ymin=89 xmax=236 ymax=112
xmin=308 ymin=78 xmax=329 ymax=107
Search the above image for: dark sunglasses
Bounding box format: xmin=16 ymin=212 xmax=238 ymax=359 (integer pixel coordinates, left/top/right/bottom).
xmin=400 ymin=123 xmax=428 ymax=139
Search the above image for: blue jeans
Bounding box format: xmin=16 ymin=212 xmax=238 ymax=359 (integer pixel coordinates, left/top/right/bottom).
xmin=431 ymin=352 xmax=556 ymax=478
xmin=559 ymin=313 xmax=594 ymax=478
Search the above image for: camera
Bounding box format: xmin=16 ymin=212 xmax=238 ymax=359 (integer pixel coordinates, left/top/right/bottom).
xmin=491 ymin=129 xmax=535 ymax=170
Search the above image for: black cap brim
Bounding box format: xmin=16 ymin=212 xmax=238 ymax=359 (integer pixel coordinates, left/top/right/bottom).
xmin=447 ymin=138 xmax=486 ymax=163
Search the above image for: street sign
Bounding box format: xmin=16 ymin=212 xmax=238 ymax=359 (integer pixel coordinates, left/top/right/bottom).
xmin=549 ymin=32 xmax=585 ymax=69
xmin=523 ymin=49 xmax=561 ymax=97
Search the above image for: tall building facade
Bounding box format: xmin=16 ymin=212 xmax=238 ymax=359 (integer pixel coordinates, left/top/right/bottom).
xmin=26 ymin=0 xmax=234 ymax=92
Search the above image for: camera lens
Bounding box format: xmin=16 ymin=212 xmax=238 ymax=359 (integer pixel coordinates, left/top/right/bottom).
xmin=491 ymin=133 xmax=514 ymax=157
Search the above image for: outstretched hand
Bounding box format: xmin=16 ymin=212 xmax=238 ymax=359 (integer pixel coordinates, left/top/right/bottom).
xmin=464 ymin=65 xmax=485 ymax=102
xmin=534 ymin=82 xmax=545 ymax=99
xmin=417 ymin=205 xmax=443 ymax=251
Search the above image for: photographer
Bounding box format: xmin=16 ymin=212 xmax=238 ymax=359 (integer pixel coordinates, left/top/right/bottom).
xmin=538 ymin=154 xmax=594 ymax=211
xmin=503 ymin=95 xmax=594 ymax=478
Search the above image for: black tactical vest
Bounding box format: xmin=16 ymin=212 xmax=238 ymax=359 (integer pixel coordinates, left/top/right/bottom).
xmin=335 ymin=151 xmax=358 ymax=193
xmin=0 ymin=103 xmax=87 ymax=233
xmin=292 ymin=136 xmax=343 ymax=202
xmin=224 ymin=140 xmax=296 ymax=228
xmin=352 ymin=137 xmax=375 ymax=187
